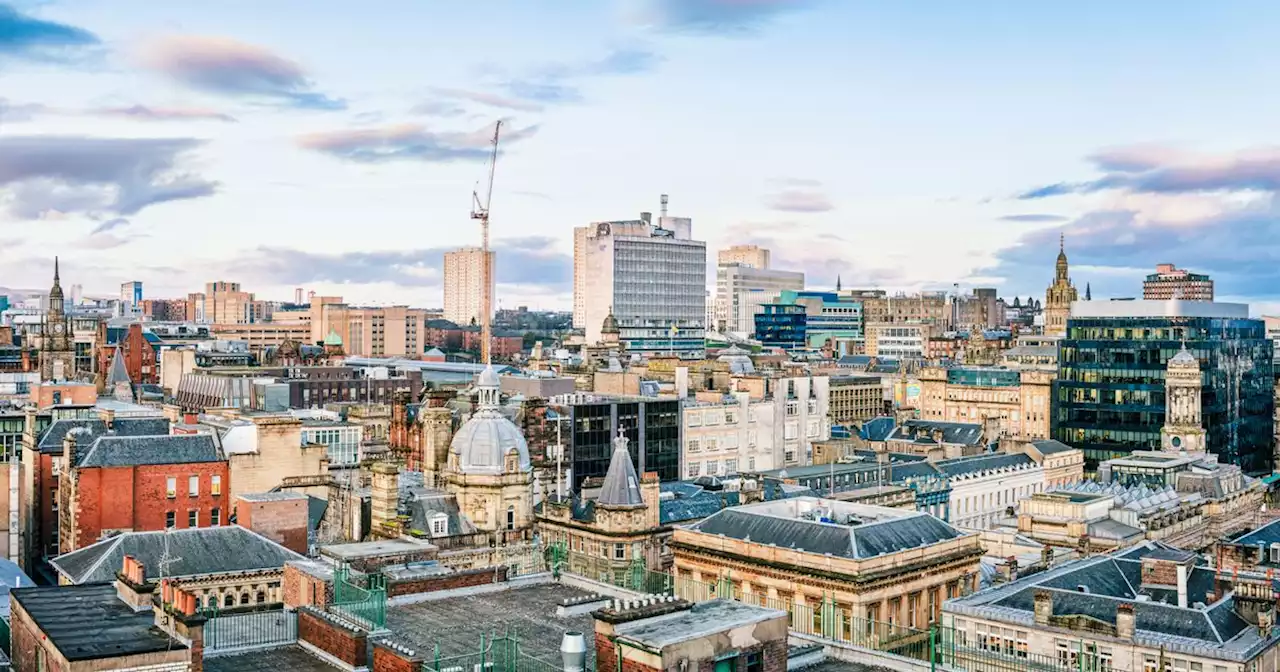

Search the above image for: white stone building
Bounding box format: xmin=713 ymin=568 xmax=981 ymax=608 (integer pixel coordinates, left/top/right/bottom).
xmin=712 ymin=264 xmax=804 ymax=334
xmin=937 ymin=452 xmax=1047 ymax=531
xmin=682 ymin=375 xmax=831 ymax=475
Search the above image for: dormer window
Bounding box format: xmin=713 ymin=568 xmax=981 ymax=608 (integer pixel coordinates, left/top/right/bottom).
xmin=430 ymin=513 xmax=447 ymax=537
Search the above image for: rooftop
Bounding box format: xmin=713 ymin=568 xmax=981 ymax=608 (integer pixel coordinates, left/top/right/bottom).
xmin=78 ymin=433 xmax=222 ymax=468
xmin=886 ymin=420 xmax=985 ymax=447
xmin=11 ymin=583 xmax=184 ymax=662
xmin=385 ymin=583 xmax=598 ymax=667
xmin=615 ymin=600 xmax=787 ymax=649
xmin=1230 ymin=518 xmax=1280 ymax=547
xmin=947 ymin=541 xmax=1272 ymax=660
xmin=1069 ymin=299 xmax=1249 ymax=320
xmin=36 ymin=417 xmax=171 ymax=454
xmin=320 ymin=538 xmax=437 ymax=561
xmin=238 ymin=491 xmax=309 ymax=502
xmin=685 ymin=497 xmax=968 ymax=560
xmin=51 ymin=526 xmax=304 ymax=584
xmin=205 ymin=645 xmax=341 ymax=672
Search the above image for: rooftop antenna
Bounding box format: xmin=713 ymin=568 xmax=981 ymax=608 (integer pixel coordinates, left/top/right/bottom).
xmin=471 ymin=120 xmax=503 ymax=365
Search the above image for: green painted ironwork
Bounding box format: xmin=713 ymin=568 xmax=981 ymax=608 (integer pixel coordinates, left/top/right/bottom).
xmin=332 ymin=563 xmax=388 ymax=630
xmin=423 ymin=628 xmax=564 ymax=672
xmin=0 ymin=616 xmax=9 ymax=656
xmin=204 ymin=609 xmax=298 ymax=653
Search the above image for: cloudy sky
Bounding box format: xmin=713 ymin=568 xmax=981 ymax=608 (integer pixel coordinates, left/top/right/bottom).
xmin=3 ymin=1 xmax=1280 ymax=314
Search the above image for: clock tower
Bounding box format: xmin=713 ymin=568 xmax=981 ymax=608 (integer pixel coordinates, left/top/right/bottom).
xmin=39 ymin=257 xmax=76 ymax=382
xmin=1160 ymin=344 xmax=1206 ymax=454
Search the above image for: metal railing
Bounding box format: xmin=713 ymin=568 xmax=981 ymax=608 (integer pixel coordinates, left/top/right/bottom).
xmin=423 ymin=631 xmax=564 ymax=672
xmin=0 ymin=616 xmax=9 ymax=656
xmin=332 ymin=563 xmax=388 ymax=630
xmin=204 ymin=609 xmax=298 ymax=654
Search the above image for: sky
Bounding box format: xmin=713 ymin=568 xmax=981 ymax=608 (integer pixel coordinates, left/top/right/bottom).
xmin=4 ymin=0 xmax=1280 ymax=314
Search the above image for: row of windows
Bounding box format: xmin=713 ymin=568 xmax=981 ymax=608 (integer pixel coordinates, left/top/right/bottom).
xmin=165 ymin=507 xmax=221 ymax=528
xmin=686 ymin=458 xmax=741 ymax=478
xmin=166 ymin=475 xmax=221 ymax=498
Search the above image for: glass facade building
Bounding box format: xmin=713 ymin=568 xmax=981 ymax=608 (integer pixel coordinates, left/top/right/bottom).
xmin=1054 ymin=302 xmax=1274 ymax=474
xmin=754 ymin=304 xmax=807 ymax=350
xmin=565 ymin=397 xmax=681 ymax=489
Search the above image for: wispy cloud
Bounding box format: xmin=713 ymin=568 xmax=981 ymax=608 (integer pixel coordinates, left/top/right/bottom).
xmin=426 ymin=88 xmax=545 ymax=113
xmin=1019 ymin=145 xmax=1280 ymax=199
xmin=0 ymin=97 xmax=48 ymax=121
xmin=0 ymin=3 xmax=99 ymax=63
xmin=297 ymin=120 xmax=538 ymax=164
xmin=491 ymin=47 xmax=662 ymax=107
xmin=765 ymin=184 xmax=834 ymax=213
xmin=637 ymin=0 xmax=816 ymax=35
xmin=227 ymin=236 xmax=570 ymax=290
xmin=410 ymin=99 xmax=469 ymax=118
xmin=90 ymin=217 xmax=129 ymax=235
xmin=96 ymin=105 xmax=237 ymax=122
xmin=999 ymin=213 xmax=1069 ymax=223
xmin=138 ymin=35 xmax=345 ymax=110
xmin=0 ymin=135 xmax=218 ymax=219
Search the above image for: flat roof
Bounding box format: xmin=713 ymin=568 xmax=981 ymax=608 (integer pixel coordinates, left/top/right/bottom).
xmin=320 ymin=538 xmax=437 ymax=560
xmin=387 ymin=583 xmax=597 ymax=667
xmin=616 ymin=600 xmax=786 ymax=649
xmin=205 ymin=645 xmax=341 ymax=672
xmin=11 ymin=583 xmax=184 ymax=661
xmin=1069 ymin=300 xmax=1249 ymax=319
xmin=238 ymin=491 xmax=308 ymax=502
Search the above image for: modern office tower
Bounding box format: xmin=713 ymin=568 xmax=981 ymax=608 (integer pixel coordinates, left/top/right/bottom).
xmin=713 ymin=264 xmax=804 ymax=333
xmin=1143 ymin=264 xmax=1214 ymax=301
xmin=717 ymin=244 xmax=770 ymax=270
xmin=1054 ymin=300 xmax=1273 ymax=474
xmin=443 ymin=246 xmax=494 ymax=327
xmin=196 ymin=281 xmax=263 ymax=324
xmin=553 ymin=394 xmax=681 ymax=488
xmin=119 ymin=281 xmax=142 ymax=317
xmin=581 ymin=212 xmax=707 ymax=356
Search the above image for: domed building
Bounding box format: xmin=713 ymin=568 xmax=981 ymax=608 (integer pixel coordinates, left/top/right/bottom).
xmin=442 ymin=365 xmax=534 ymax=536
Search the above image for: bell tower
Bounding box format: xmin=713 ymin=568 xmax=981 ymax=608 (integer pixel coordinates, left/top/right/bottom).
xmin=39 ymin=257 xmax=76 ymax=382
xmin=1161 ymin=344 xmax=1206 ymax=454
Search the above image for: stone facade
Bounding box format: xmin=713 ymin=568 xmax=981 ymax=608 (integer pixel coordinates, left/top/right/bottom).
xmin=918 ymin=367 xmax=1054 ymax=440
xmin=1044 ymin=236 xmax=1078 ymax=337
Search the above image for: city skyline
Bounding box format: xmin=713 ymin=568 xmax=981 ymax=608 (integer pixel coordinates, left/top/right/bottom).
xmin=3 ymin=1 xmax=1280 ymax=312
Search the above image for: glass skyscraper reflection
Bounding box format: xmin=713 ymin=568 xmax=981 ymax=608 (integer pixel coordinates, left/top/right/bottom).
xmin=1053 ymin=301 xmax=1274 ymax=474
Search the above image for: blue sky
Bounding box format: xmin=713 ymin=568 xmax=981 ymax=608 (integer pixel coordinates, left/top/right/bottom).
xmin=3 ymin=0 xmax=1280 ymax=313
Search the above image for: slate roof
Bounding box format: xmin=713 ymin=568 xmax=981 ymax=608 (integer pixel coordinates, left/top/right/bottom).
xmin=659 ymin=482 xmax=740 ymax=525
xmin=1230 ymin=518 xmax=1280 ymax=547
xmin=11 ymin=583 xmax=184 ymax=661
xmin=887 ymin=420 xmax=985 ymax=447
xmin=50 ymin=526 xmax=304 ymax=584
xmin=307 ymin=495 xmax=329 ymax=532
xmin=1031 ymin=439 xmax=1077 ymax=455
xmin=77 ymin=434 xmax=222 ymax=468
xmin=947 ymin=541 xmax=1276 ymax=659
xmin=405 ymin=488 xmax=478 ymax=537
xmin=935 ymin=453 xmax=1034 ymax=478
xmin=688 ymin=500 xmax=965 ymax=560
xmin=858 ymin=417 xmax=897 ymax=442
xmin=0 ymin=558 xmax=33 ymax=617
xmin=105 ymin=347 xmax=130 ymax=387
xmin=36 ymin=417 xmax=171 ymax=455
xmin=597 ymin=439 xmax=645 ymax=507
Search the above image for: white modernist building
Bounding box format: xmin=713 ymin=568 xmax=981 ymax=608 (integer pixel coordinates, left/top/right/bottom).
xmin=713 ymin=264 xmax=805 ymax=334
xmin=683 ymin=375 xmax=830 ymax=474
xmin=581 ymin=212 xmax=706 ymax=356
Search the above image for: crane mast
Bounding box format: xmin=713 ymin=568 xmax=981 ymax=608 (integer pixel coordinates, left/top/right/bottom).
xmin=471 ymin=120 xmax=502 ymax=365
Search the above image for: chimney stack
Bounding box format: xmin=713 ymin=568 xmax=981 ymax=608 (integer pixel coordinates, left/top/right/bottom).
xmin=1116 ymin=603 xmax=1135 ymax=641
xmin=1033 ymin=589 xmax=1052 ymax=625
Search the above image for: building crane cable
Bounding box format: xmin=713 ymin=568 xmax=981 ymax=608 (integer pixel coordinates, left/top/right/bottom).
xmin=471 ymin=120 xmax=503 ymax=365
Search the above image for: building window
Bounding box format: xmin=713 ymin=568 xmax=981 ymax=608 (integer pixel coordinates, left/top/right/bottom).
xmin=211 ymin=475 xmax=221 ymax=496
xmin=165 ymin=511 xmax=176 ymax=528
xmin=166 ymin=477 xmax=177 ymax=498
xmin=506 ymin=506 xmax=515 ymax=531
xmin=188 ymin=475 xmax=199 ymax=497
xmin=688 ymin=462 xmax=700 ymax=478
xmin=240 ymin=593 xmax=250 ymax=605
xmin=210 ymin=508 xmax=221 ymax=526
xmin=614 ymin=543 xmax=626 ymax=560
xmin=188 ymin=510 xmax=198 ymax=528
xmin=256 ymin=591 xmax=266 ymax=604
xmin=430 ymin=514 xmax=447 ymax=536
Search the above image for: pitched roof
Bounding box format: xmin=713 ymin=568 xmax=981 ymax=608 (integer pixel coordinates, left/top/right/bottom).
xmin=1031 ymin=439 xmax=1077 ymax=455
xmin=597 ymin=437 xmax=645 ymax=507
xmin=11 ymin=583 xmax=184 ymax=661
xmin=106 ymin=347 xmax=130 ymax=387
xmin=935 ymin=453 xmax=1035 ymax=478
xmin=36 ymin=417 xmax=172 ymax=455
xmin=50 ymin=526 xmax=304 ymax=584
xmin=887 ymin=420 xmax=985 ymax=447
xmin=77 ymin=434 xmax=222 ymax=468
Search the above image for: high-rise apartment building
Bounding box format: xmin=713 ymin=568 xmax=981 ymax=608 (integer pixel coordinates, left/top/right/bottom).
xmin=442 ymin=247 xmax=494 ymax=327
xmin=1143 ymin=263 xmax=1214 ymax=301
xmin=572 ymin=225 xmax=590 ymax=329
xmin=581 ymin=212 xmax=706 ymax=356
xmin=717 ymin=244 xmax=770 ymax=269
xmin=713 ymin=264 xmax=804 ymax=333
xmin=190 ymin=281 xmax=266 ymax=324
xmin=1054 ymin=300 xmax=1273 ymax=473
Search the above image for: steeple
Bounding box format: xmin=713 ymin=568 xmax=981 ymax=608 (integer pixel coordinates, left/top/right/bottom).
xmin=1055 ymin=233 xmax=1069 ymax=283
xmin=836 ymin=274 xmax=842 ymax=291
xmin=1085 ymin=282 xmax=1092 ymax=301
xmin=49 ymin=256 xmax=64 ymax=305
xmin=597 ymin=429 xmax=644 ymax=507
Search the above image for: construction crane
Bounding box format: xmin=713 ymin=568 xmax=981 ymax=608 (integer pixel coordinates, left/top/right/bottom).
xmin=471 ymin=120 xmax=502 ymax=365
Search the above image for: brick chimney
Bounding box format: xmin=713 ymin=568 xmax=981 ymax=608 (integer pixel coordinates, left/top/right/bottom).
xmin=1115 ymin=603 xmax=1135 ymax=641
xmin=1033 ymin=589 xmax=1052 ymax=625
xmin=592 ymin=597 xmax=692 ymax=672
xmin=154 ymin=580 xmax=207 ymax=672
xmin=116 ymin=555 xmax=154 ymax=611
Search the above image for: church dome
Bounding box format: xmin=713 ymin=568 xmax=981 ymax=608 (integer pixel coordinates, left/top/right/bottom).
xmin=323 ymin=328 xmax=343 ymax=347
xmin=1168 ymin=345 xmax=1199 ymax=369
xmin=449 ymin=365 xmax=530 ymax=475
xmin=601 ymin=308 xmax=620 ymax=335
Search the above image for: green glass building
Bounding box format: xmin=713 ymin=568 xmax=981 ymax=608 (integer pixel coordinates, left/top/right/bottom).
xmin=1053 ymin=301 xmax=1274 ymax=474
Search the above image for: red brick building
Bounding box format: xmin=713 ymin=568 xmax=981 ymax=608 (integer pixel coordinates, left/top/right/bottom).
xmin=422 ymin=320 xmax=524 ymax=361
xmin=235 ymin=491 xmax=310 ymax=555
xmin=58 ymin=432 xmax=227 ymax=554
xmin=21 ymin=413 xmax=172 ymax=575
xmin=96 ymin=322 xmax=160 ymax=385
xmin=141 ymin=297 xmax=189 ymax=322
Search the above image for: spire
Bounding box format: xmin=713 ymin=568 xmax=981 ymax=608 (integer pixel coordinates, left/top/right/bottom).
xmin=1085 ymin=282 xmax=1092 ymax=301
xmin=106 ymin=346 xmax=130 ymax=387
xmin=1059 ymin=232 xmax=1064 ymax=253
xmin=597 ymin=428 xmax=644 ymax=507
xmin=54 ymin=256 xmax=60 ymax=285
xmin=836 ymin=274 xmax=842 ymax=291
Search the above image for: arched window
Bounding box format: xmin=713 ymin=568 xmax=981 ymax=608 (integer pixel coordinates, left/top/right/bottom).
xmin=206 ymin=594 xmax=217 ymax=610
xmin=240 ymin=593 xmax=250 ymax=605
xmin=256 ymin=591 xmax=266 ymax=604
xmin=224 ymin=593 xmax=234 ymax=607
